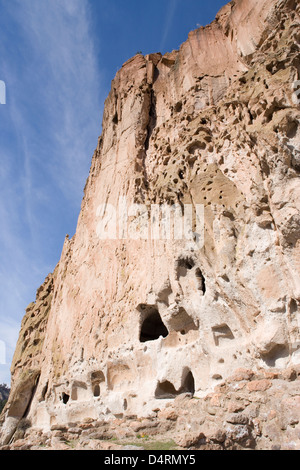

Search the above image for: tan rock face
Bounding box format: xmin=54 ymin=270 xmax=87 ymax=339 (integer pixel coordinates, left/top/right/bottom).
xmin=1 ymin=0 xmax=300 ymax=449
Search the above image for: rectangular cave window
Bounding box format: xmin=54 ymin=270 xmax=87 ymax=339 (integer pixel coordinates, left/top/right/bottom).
xmin=91 ymin=371 xmax=104 ymax=397
xmin=212 ymin=324 xmax=234 ymax=346
xmin=71 ymin=381 xmax=88 ymax=401
xmin=182 ymin=370 xmax=195 ymax=395
xmin=93 ymin=384 xmax=100 ymax=397
xmin=139 ymin=307 xmax=168 ymax=343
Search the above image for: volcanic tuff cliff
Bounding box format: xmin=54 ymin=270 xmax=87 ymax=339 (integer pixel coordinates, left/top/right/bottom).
xmin=1 ymin=0 xmax=300 ymax=450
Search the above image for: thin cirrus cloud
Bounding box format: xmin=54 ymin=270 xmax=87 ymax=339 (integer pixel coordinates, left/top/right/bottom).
xmin=0 ymin=0 xmax=102 ymax=384
xmin=159 ymin=0 xmax=180 ymax=53
xmin=11 ymin=0 xmax=102 ymax=200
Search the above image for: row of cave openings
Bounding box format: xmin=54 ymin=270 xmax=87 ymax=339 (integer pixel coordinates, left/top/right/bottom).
xmin=58 ymin=258 xmax=233 ymax=405
xmin=59 ymin=368 xmax=195 ymax=405
xmin=137 ymin=258 xmax=203 ymax=398
xmin=55 ymin=257 xmax=236 ymax=406
xmin=138 ymin=257 xmax=235 ymax=348
xmin=59 ymin=370 xmax=105 ymax=406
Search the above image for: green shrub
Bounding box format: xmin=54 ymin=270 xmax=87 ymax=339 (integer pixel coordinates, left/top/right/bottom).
xmin=17 ymin=418 xmax=32 ymax=431
xmin=0 ymin=399 xmax=7 ymax=413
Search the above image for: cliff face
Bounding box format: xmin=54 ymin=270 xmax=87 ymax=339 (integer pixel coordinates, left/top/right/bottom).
xmin=1 ymin=0 xmax=300 ymax=450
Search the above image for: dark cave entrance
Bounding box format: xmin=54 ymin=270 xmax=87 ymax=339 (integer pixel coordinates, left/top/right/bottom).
xmin=182 ymin=370 xmax=195 ymax=395
xmin=91 ymin=370 xmax=105 ymax=398
xmin=62 ymin=393 xmax=70 ymax=404
xmin=139 ymin=308 xmax=168 ymax=343
xmin=155 ymin=370 xmax=195 ymax=398
xmin=155 ymin=380 xmax=177 ymax=398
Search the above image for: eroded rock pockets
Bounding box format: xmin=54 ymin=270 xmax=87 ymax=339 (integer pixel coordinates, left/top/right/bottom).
xmin=176 ymin=256 xmax=206 ymax=296
xmin=55 ymin=370 xmax=105 ymax=405
xmin=138 ymin=256 xmax=206 ymax=342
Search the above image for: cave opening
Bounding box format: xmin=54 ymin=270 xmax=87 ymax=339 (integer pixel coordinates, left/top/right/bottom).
xmin=182 ymin=370 xmax=195 ymax=395
xmin=155 ymin=380 xmax=177 ymax=398
xmin=155 ymin=370 xmax=195 ymax=399
xmin=140 ymin=308 xmax=168 ymax=343
xmin=195 ymin=268 xmax=206 ymax=294
xmin=62 ymin=393 xmax=70 ymax=405
xmin=91 ymin=370 xmax=105 ymax=397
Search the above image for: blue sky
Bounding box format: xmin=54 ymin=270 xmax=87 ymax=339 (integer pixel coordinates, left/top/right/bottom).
xmin=0 ymin=0 xmax=227 ymax=385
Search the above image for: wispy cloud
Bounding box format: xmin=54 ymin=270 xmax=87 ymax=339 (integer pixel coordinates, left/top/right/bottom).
xmin=0 ymin=0 xmax=102 ymax=383
xmin=159 ymin=0 xmax=179 ymax=52
xmin=7 ymin=0 xmax=102 ymax=201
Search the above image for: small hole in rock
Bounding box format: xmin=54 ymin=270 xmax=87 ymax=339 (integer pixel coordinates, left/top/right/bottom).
xmin=62 ymin=393 xmax=70 ymax=405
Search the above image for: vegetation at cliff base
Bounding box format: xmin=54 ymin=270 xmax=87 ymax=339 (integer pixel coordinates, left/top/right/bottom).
xmin=0 ymin=384 xmax=10 ymax=413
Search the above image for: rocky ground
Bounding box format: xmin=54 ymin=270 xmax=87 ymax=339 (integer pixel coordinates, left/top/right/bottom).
xmin=1 ymin=366 xmax=299 ymax=451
